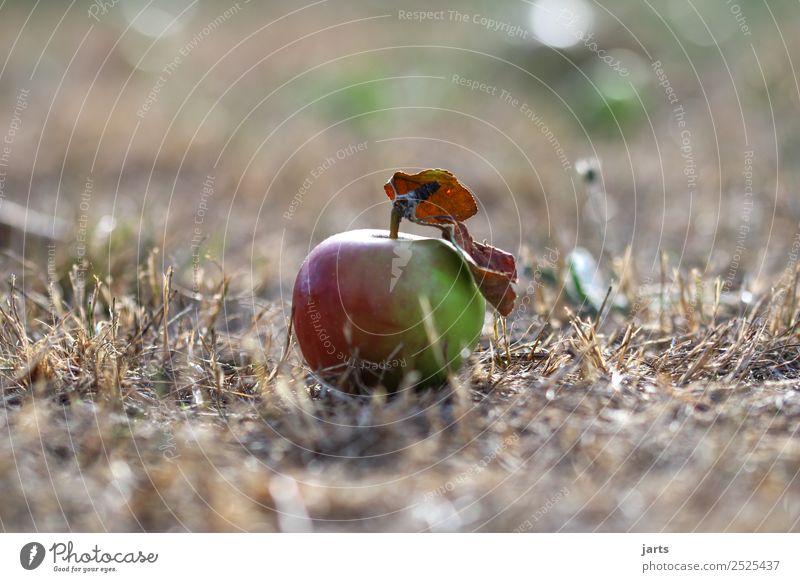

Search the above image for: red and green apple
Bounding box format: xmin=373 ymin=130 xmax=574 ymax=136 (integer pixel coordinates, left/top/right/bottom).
xmin=291 ymin=169 xmax=517 ymax=390
xmin=292 ymin=229 xmax=485 ymax=388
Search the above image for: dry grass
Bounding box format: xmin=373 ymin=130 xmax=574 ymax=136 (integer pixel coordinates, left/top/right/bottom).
xmin=1 ymin=243 xmax=799 ymax=532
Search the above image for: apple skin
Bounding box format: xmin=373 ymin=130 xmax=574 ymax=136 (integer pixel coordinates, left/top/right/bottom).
xmin=292 ymin=229 xmax=485 ymax=389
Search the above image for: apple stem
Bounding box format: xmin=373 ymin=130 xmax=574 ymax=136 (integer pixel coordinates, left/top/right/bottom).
xmin=389 ymin=206 xmax=402 ymax=239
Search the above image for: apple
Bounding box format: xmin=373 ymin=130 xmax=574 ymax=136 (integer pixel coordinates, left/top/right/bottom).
xmin=292 ymin=229 xmax=485 ymax=389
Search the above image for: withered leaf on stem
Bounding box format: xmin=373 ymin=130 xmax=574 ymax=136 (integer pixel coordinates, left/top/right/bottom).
xmin=384 ymin=169 xmax=518 ymax=316
xmin=384 ymin=169 xmax=478 ymax=224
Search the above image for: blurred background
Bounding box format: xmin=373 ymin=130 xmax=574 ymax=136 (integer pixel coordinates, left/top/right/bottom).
xmin=5 ymin=0 xmax=800 ymax=535
xmin=0 ymin=0 xmax=796 ymax=306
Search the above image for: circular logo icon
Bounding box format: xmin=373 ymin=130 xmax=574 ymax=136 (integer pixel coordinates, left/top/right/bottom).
xmin=20 ymin=542 xmax=46 ymax=570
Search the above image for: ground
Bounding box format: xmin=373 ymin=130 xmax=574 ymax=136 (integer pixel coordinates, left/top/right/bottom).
xmin=1 ymin=249 xmax=799 ymax=531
